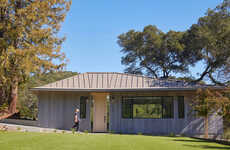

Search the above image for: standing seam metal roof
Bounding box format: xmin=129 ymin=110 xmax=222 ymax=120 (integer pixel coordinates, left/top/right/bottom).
xmin=31 ymin=72 xmax=215 ymax=91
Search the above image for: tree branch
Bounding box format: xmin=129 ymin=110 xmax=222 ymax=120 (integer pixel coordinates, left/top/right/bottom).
xmin=194 ymin=65 xmax=211 ymax=82
xmin=208 ymin=72 xmax=225 ymax=86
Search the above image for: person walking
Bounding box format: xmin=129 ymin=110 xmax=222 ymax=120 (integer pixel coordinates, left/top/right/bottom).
xmin=72 ymin=108 xmax=80 ymax=132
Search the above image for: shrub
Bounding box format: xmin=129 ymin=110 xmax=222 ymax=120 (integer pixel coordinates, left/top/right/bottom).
xmin=108 ymin=130 xmax=114 ymax=134
xmin=62 ymin=130 xmax=66 ymax=134
xmin=84 ymin=130 xmax=88 ymax=134
xmin=169 ymin=132 xmax=175 ymax=137
xmin=17 ymin=127 xmax=21 ymax=131
xmin=223 ymin=128 xmax=230 ymax=140
xmin=0 ymin=103 xmax=8 ymax=112
xmin=71 ymin=128 xmax=75 ymax=134
xmin=53 ymin=129 xmax=57 ymax=133
xmin=137 ymin=132 xmax=142 ymax=135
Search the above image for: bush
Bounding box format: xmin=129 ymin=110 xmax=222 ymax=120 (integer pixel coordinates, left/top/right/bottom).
xmin=84 ymin=130 xmax=88 ymax=134
xmin=17 ymin=127 xmax=21 ymax=131
xmin=0 ymin=103 xmax=8 ymax=112
xmin=137 ymin=132 xmax=142 ymax=135
xmin=62 ymin=130 xmax=66 ymax=134
xmin=53 ymin=129 xmax=57 ymax=133
xmin=71 ymin=128 xmax=75 ymax=134
xmin=169 ymin=132 xmax=175 ymax=137
xmin=108 ymin=130 xmax=114 ymax=134
xmin=223 ymin=128 xmax=230 ymax=140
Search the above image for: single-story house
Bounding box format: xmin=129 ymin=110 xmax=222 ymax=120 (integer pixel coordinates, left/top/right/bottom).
xmin=31 ymin=72 xmax=223 ymax=136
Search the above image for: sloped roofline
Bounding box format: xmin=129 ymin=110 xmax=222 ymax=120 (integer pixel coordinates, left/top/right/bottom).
xmin=30 ymin=72 xmax=225 ymax=92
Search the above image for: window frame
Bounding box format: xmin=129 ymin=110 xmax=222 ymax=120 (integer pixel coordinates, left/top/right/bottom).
xmin=80 ymin=96 xmax=87 ymax=119
xmin=121 ymin=96 xmax=174 ymax=119
xmin=178 ymin=96 xmax=185 ymax=119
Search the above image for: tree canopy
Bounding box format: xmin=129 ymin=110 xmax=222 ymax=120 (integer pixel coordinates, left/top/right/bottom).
xmin=118 ymin=26 xmax=195 ymax=78
xmin=190 ymin=88 xmax=230 ymax=138
xmin=118 ymin=0 xmax=230 ymax=85
xmin=185 ymin=0 xmax=230 ymax=85
xmin=0 ymin=0 xmax=71 ymax=114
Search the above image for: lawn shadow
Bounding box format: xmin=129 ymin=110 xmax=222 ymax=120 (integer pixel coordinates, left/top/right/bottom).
xmin=173 ymin=139 xmax=214 ymax=143
xmin=183 ymin=144 xmax=230 ymax=150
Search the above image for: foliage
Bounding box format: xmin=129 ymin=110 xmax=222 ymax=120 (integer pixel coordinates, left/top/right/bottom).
xmin=0 ymin=0 xmax=72 ymax=113
xmin=71 ymin=128 xmax=75 ymax=134
xmin=18 ymin=71 xmax=78 ymax=120
xmin=184 ymin=0 xmax=230 ymax=85
xmin=84 ymin=130 xmax=88 ymax=134
xmin=169 ymin=132 xmax=175 ymax=137
xmin=191 ymin=88 xmax=230 ymax=138
xmin=190 ymin=89 xmax=217 ymax=117
xmin=118 ymin=26 xmax=194 ymax=78
xmin=118 ymin=0 xmax=230 ymax=85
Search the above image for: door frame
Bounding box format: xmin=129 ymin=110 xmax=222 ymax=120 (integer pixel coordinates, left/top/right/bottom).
xmin=91 ymin=93 xmax=108 ymax=132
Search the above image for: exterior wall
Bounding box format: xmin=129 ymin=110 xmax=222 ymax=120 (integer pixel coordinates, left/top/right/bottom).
xmin=38 ymin=92 xmax=91 ymax=131
xmin=37 ymin=91 xmax=223 ymax=136
xmin=109 ymin=94 xmax=223 ymax=136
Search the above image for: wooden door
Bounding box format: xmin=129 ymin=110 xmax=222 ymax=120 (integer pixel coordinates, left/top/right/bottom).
xmin=92 ymin=93 xmax=107 ymax=132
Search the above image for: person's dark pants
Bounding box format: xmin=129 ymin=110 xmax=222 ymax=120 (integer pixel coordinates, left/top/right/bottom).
xmin=72 ymin=122 xmax=79 ymax=131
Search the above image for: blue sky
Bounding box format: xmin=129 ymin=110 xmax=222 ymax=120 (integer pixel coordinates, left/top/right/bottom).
xmin=60 ymin=0 xmax=221 ymax=77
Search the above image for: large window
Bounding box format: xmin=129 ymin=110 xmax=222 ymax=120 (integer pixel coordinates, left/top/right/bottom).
xmin=80 ymin=96 xmax=87 ymax=119
xmin=122 ymin=96 xmax=174 ymax=119
xmin=178 ymin=96 xmax=185 ymax=119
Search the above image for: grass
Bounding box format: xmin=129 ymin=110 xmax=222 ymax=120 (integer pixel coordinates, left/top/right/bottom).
xmin=0 ymin=132 xmax=230 ymax=150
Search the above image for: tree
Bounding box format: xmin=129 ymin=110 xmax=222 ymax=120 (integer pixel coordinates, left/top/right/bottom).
xmin=191 ymin=88 xmax=230 ymax=138
xmin=118 ymin=25 xmax=199 ymax=78
xmin=191 ymin=88 xmax=218 ymax=138
xmin=0 ymin=0 xmax=71 ymax=115
xmin=184 ymin=0 xmax=230 ymax=85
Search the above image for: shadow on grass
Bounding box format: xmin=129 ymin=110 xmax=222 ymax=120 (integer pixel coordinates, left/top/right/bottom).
xmin=174 ymin=138 xmax=230 ymax=149
xmin=173 ymin=139 xmax=214 ymax=143
xmin=183 ymin=144 xmax=230 ymax=150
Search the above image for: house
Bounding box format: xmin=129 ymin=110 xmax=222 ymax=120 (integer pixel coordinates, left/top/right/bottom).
xmin=31 ymin=72 xmax=223 ymax=136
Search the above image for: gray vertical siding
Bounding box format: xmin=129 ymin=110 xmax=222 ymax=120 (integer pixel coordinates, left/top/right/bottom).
xmin=38 ymin=91 xmax=223 ymax=136
xmin=109 ymin=95 xmax=223 ymax=136
xmin=38 ymin=92 xmax=91 ymax=131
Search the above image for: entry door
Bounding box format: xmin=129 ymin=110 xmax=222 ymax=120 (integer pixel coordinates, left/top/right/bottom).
xmin=93 ymin=93 xmax=107 ymax=132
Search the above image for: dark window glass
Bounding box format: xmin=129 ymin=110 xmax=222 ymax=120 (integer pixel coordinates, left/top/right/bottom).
xmin=162 ymin=97 xmax=174 ymax=118
xmin=122 ymin=97 xmax=133 ymax=118
xmin=178 ymin=96 xmax=185 ymax=119
xmin=121 ymin=96 xmax=174 ymax=119
xmin=80 ymin=96 xmax=87 ymax=119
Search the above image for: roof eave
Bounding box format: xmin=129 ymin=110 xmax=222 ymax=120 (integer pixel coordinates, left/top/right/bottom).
xmin=29 ymin=87 xmax=225 ymax=92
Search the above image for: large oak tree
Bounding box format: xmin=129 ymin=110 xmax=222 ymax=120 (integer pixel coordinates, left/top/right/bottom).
xmin=185 ymin=0 xmax=230 ymax=85
xmin=0 ymin=0 xmax=71 ymax=114
xmin=118 ymin=25 xmax=199 ymax=78
xmin=118 ymin=0 xmax=230 ymax=86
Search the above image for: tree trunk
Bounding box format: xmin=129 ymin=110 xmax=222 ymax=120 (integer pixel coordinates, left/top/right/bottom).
xmin=204 ymin=116 xmax=209 ymax=139
xmin=8 ymin=77 xmax=18 ymax=113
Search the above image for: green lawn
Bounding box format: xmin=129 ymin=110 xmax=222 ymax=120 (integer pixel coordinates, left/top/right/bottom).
xmin=0 ymin=132 xmax=230 ymax=150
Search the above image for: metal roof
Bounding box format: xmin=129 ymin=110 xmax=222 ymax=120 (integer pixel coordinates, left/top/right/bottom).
xmin=31 ymin=72 xmax=222 ymax=92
